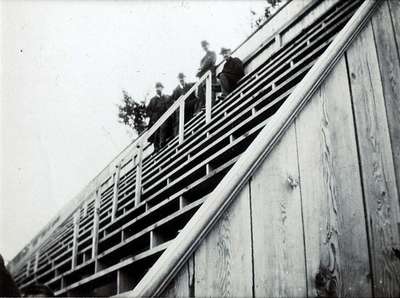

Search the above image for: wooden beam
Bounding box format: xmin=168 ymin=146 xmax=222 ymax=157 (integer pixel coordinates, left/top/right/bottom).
xmin=98 ymin=199 xmax=204 ymax=259
xmin=346 ymin=17 xmax=400 ymax=297
xmin=387 ymin=0 xmax=400 ymax=58
xmin=161 ymin=255 xmax=194 ymax=297
xmin=372 ymin=0 xmax=400 ymax=209
xmin=179 ymin=196 xmax=189 ymax=209
xmin=85 ymin=201 xmax=90 ymax=217
xmin=25 ymin=259 xmax=30 ymax=278
xmin=55 ymin=241 xmax=171 ymax=296
xmin=92 ymin=190 xmax=101 ymax=261
xmin=71 ymin=211 xmax=80 ymax=269
xmin=194 ymin=183 xmax=253 ymax=297
xmin=34 ymin=251 xmax=39 ymax=275
xmin=150 ymin=230 xmax=165 ymax=249
xmin=205 ymin=72 xmax=212 ymax=123
xmin=111 ymin=163 xmax=121 ymax=221
xmin=117 ymin=269 xmax=134 ymax=294
xmin=250 ymin=125 xmax=306 ymax=297
xmin=135 ymin=144 xmax=143 ymax=206
xmin=178 ymin=101 xmax=185 ymax=144
xmin=296 ymin=58 xmax=371 ymax=297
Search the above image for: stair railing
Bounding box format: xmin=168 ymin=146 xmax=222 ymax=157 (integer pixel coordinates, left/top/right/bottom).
xmin=132 ymin=70 xmax=213 ymax=205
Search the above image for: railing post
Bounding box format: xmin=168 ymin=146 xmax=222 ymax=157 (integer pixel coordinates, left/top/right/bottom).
xmin=71 ymin=211 xmax=80 ymax=269
xmin=34 ymin=251 xmax=39 ymax=275
xmin=111 ymin=162 xmax=121 ymax=221
xmin=205 ymin=71 xmax=212 ymax=124
xmin=92 ymin=189 xmax=100 ymax=262
xmin=178 ymin=101 xmax=185 ymax=144
xmin=135 ymin=142 xmax=144 ymax=206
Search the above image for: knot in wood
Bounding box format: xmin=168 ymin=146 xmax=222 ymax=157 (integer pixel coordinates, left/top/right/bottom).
xmin=393 ymin=247 xmax=400 ymax=260
xmin=315 ymin=266 xmax=338 ymax=298
xmin=287 ymin=175 xmax=298 ymax=189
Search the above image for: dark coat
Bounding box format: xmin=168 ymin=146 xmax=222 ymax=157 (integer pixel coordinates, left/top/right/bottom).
xmin=197 ymin=51 xmax=216 ymax=78
xmin=146 ymin=94 xmax=171 ymax=150
xmin=220 ymin=57 xmax=245 ymax=81
xmin=171 ymin=82 xmax=195 ymax=102
xmin=146 ymin=94 xmax=170 ymax=127
xmin=170 ymin=82 xmax=197 ymax=134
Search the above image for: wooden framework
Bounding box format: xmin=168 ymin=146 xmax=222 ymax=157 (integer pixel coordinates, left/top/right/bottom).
xmin=129 ymin=0 xmax=380 ymax=296
xmin=9 ymin=0 xmax=365 ymax=296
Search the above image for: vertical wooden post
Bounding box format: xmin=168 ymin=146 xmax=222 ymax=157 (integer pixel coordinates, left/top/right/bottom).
xmin=178 ymin=101 xmax=185 ymax=144
xmin=135 ymin=143 xmax=143 ymax=206
xmin=26 ymin=259 xmax=30 ymax=278
xmin=111 ymin=163 xmax=121 ymax=221
xmin=83 ymin=201 xmax=88 ymax=217
xmin=275 ymin=33 xmax=282 ymax=47
xmin=71 ymin=211 xmax=80 ymax=269
xmin=205 ymin=71 xmax=212 ymax=124
xmin=92 ymin=190 xmax=100 ymax=261
xmin=117 ymin=269 xmax=135 ymax=294
xmin=150 ymin=230 xmax=165 ymax=249
xmin=34 ymin=251 xmax=39 ymax=275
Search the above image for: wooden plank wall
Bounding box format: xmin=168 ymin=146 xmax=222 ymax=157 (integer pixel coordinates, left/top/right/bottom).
xmin=160 ymin=1 xmax=400 ymax=297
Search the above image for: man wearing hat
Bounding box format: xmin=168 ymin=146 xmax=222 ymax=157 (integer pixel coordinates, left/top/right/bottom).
xmin=195 ymin=40 xmax=217 ymax=113
xmin=217 ymin=47 xmax=244 ymax=99
xmin=196 ymin=40 xmax=217 ymax=78
xmin=170 ymin=73 xmax=196 ymax=136
xmin=146 ymin=82 xmax=171 ymax=152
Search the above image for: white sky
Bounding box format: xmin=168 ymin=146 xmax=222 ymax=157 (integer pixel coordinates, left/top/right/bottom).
xmin=0 ymin=0 xmax=267 ymax=262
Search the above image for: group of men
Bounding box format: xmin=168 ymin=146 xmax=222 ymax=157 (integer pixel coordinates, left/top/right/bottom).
xmin=147 ymin=40 xmax=245 ymax=152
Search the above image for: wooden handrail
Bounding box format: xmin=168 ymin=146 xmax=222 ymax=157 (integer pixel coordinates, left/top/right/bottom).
xmin=131 ymin=70 xmax=213 ymax=204
xmin=122 ymin=1 xmax=379 ymax=296
xmin=142 ymin=70 xmax=212 ymax=144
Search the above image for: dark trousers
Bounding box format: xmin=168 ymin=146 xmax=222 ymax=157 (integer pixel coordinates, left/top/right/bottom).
xmin=218 ymin=73 xmax=240 ymax=97
xmin=194 ymin=82 xmax=206 ymax=114
xmin=149 ymin=123 xmax=169 ymax=152
xmin=170 ymin=97 xmax=197 ymax=138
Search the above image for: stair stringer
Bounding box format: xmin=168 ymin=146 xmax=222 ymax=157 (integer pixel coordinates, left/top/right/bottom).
xmin=120 ymin=1 xmax=400 ymax=297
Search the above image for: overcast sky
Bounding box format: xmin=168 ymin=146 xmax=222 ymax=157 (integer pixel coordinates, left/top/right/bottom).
xmin=0 ymin=0 xmax=267 ymax=262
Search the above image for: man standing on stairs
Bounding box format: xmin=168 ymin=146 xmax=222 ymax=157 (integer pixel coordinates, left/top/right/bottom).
xmin=170 ymin=73 xmax=196 ymax=136
xmin=195 ymin=40 xmax=216 ymax=113
xmin=217 ymin=47 xmax=245 ymax=99
xmin=146 ymin=82 xmax=171 ymax=152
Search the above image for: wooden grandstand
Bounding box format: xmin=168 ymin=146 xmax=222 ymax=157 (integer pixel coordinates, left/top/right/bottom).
xmin=9 ymin=0 xmax=397 ymax=296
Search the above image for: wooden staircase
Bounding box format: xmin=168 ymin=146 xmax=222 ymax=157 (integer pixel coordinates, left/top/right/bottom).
xmin=10 ymin=1 xmax=364 ymax=296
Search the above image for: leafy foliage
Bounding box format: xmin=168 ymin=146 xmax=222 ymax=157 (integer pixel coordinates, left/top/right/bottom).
xmin=250 ymin=0 xmax=285 ymax=29
xmin=117 ymin=90 xmax=147 ymax=135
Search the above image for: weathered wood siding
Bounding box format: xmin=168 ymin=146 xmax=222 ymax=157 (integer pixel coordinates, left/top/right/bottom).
xmin=160 ymin=2 xmax=400 ymax=297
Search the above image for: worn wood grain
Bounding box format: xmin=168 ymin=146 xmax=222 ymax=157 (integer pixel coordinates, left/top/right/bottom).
xmin=161 ymin=255 xmax=194 ymax=298
xmin=194 ymin=183 xmax=252 ymax=297
xmin=296 ymin=57 xmax=372 ymax=297
xmin=346 ymin=22 xmax=400 ymax=297
xmin=250 ymin=124 xmax=306 ymax=297
xmin=371 ymin=0 xmax=400 ymax=202
xmin=388 ymin=0 xmax=400 ymax=58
